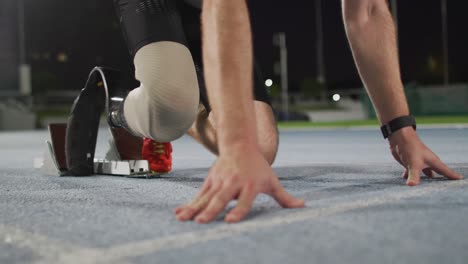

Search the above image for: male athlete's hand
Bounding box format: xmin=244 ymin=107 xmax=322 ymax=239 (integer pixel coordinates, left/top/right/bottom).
xmin=174 ymin=147 xmax=305 ymax=223
xmin=389 ymin=127 xmax=463 ymax=186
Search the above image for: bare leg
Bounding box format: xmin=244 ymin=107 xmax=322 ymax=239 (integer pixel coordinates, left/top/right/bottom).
xmin=186 ymin=104 xmax=219 ymax=155
xmin=187 ymin=101 xmax=279 ymax=164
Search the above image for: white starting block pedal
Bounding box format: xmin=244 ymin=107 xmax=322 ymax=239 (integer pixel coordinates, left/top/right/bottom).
xmin=94 ymin=159 xmax=160 ymax=179
xmin=37 ymin=123 xmax=163 ymax=178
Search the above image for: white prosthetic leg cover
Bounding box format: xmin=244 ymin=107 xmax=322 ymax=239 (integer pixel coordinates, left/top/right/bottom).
xmin=123 ymin=42 xmax=200 ymax=142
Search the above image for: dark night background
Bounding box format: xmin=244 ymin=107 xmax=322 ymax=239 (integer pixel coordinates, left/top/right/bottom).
xmin=2 ymin=0 xmax=468 ymax=94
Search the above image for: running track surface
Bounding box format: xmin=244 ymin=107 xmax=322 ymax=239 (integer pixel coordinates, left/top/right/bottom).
xmin=1 ymin=127 xmax=467 ymax=264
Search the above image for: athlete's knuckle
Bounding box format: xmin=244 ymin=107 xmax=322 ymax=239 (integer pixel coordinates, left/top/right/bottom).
xmin=244 ymin=181 xmax=257 ymax=193
xmin=210 ymin=183 xmax=222 ymax=193
xmin=225 ymin=174 xmax=240 ymax=186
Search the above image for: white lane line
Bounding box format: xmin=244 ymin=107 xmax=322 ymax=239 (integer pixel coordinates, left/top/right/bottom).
xmin=0 ymin=224 xmax=131 ymax=264
xmin=0 ymin=224 xmax=85 ymax=264
xmin=58 ymin=180 xmax=468 ymax=263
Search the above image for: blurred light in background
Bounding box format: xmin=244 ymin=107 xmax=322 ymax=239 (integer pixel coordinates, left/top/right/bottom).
xmin=332 ymin=93 xmax=341 ymax=102
xmin=265 ymin=79 xmax=273 ymax=87
xmin=57 ymin=52 xmax=68 ymax=63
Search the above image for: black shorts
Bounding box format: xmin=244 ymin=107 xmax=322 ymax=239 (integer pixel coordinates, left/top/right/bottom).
xmin=113 ymin=0 xmax=271 ymax=112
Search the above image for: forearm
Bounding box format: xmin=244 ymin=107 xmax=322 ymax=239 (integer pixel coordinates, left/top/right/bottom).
xmin=342 ymin=1 xmax=409 ymax=124
xmin=201 ymin=0 xmax=257 ymax=153
xmin=339 ymin=1 xmax=463 ymax=187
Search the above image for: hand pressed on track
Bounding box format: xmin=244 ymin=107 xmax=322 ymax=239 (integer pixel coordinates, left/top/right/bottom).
xmin=174 ymin=147 xmax=304 ymax=223
xmin=389 ymin=127 xmax=463 ymax=186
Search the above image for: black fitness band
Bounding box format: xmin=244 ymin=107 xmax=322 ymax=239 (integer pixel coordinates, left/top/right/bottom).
xmin=380 ymin=115 xmax=417 ymax=139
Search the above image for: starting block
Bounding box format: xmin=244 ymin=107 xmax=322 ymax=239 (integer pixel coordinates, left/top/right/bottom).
xmin=38 ymin=123 xmax=160 ymax=178
xmin=36 ymin=67 xmax=164 ymax=178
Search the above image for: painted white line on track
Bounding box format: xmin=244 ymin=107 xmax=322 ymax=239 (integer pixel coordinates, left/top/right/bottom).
xmin=0 ymin=224 xmax=90 ymax=264
xmin=3 ymin=180 xmax=466 ymax=264
xmin=57 ymin=180 xmax=468 ymax=263
xmin=0 ymin=225 xmax=131 ymax=264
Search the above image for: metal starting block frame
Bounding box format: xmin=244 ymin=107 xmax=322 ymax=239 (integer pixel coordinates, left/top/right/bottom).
xmin=38 ymin=123 xmax=161 ymax=178
xmin=94 ymin=159 xmax=154 ymax=178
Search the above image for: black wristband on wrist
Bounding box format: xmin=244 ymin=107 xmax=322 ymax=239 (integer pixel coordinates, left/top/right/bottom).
xmin=380 ymin=115 xmax=416 ymax=139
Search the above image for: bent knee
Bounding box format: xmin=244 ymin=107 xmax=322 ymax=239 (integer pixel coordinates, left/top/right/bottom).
xmin=148 ymin=101 xmax=197 ymax=142
xmin=258 ymin=130 xmax=279 ymax=165
xmin=125 ymin=88 xmax=198 ymax=142
xmin=125 ymin=42 xmax=200 ymax=142
xmin=254 ymin=101 xmax=279 ymax=164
